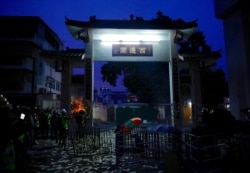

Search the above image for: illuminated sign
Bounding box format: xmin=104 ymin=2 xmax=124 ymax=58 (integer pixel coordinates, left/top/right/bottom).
xmin=112 ymin=44 xmax=153 ymax=56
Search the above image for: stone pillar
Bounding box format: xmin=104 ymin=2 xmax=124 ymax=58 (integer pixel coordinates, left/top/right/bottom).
xmin=190 ymin=61 xmax=202 ymax=126
xmin=61 ymin=59 xmax=71 ymax=114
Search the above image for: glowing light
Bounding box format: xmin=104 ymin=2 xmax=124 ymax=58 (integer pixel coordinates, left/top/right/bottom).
xmin=188 ymin=101 xmax=192 ymax=107
xmin=101 ymin=41 xmax=141 ymax=45
xmin=99 ymin=34 xmax=162 ymax=42
xmin=81 ymin=53 xmax=85 ymax=60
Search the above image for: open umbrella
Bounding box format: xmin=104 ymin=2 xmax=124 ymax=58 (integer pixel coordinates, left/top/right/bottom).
xmin=122 ymin=117 xmax=142 ymax=134
xmin=150 ymin=124 xmax=176 ymax=133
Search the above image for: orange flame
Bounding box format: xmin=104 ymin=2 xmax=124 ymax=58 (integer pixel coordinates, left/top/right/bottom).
xmin=71 ymin=98 xmax=86 ymax=115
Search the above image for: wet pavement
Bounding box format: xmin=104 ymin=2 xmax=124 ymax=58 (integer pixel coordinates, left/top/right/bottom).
xmin=25 ymin=139 xmax=166 ymax=173
xmin=24 ymin=121 xmax=196 ymax=173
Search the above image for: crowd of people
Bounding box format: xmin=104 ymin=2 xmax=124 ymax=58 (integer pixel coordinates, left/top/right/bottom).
xmin=0 ymin=94 xmax=87 ymax=173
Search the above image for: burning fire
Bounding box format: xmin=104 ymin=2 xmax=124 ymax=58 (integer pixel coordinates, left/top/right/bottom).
xmin=71 ymin=98 xmax=86 ymax=115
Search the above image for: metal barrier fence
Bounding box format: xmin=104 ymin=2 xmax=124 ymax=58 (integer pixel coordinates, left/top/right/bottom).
xmin=65 ymin=123 xmax=116 ymax=156
xmin=61 ymin=122 xmax=232 ymax=172
xmin=114 ymin=127 xmax=181 ymax=170
xmin=181 ymin=132 xmax=229 ymax=173
xmin=62 ymin=123 xmax=181 ymax=170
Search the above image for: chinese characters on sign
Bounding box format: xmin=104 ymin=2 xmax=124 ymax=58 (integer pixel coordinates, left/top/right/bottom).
xmin=112 ymin=44 xmax=153 ymax=56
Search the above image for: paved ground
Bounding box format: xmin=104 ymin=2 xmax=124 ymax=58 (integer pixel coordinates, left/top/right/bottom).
xmin=24 ymin=121 xmax=195 ymax=173
xmin=25 ymin=139 xmax=166 ymax=173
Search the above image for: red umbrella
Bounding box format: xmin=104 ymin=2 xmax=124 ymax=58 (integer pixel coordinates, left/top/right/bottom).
xmin=123 ymin=117 xmax=142 ymax=134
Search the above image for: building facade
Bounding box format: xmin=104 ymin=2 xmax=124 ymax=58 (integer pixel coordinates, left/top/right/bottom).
xmin=0 ymin=16 xmax=63 ymax=109
xmin=214 ymin=0 xmax=250 ymax=120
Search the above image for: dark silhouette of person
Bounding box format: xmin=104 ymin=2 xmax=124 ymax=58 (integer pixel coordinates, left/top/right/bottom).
xmin=50 ymin=110 xmax=59 ymax=140
xmin=58 ymin=109 xmax=69 ymax=146
xmin=114 ymin=124 xmax=125 ymax=165
xmin=75 ymin=110 xmax=85 ymax=137
xmin=132 ymin=134 xmax=144 ymax=154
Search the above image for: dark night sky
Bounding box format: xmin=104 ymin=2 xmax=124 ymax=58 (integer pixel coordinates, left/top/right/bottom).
xmin=0 ymin=0 xmax=226 ymax=90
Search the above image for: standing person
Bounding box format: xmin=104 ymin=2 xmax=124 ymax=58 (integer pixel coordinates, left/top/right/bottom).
xmin=58 ymin=109 xmax=69 ymax=147
xmin=44 ymin=108 xmax=51 ymax=139
xmin=132 ymin=134 xmax=144 ymax=153
xmin=75 ymin=109 xmax=85 ymax=137
xmin=19 ymin=106 xmax=35 ymax=150
xmin=50 ymin=110 xmax=59 ymax=140
xmin=114 ymin=124 xmax=125 ymax=165
xmin=39 ymin=109 xmax=46 ymax=139
xmin=14 ymin=106 xmax=32 ymax=172
xmin=39 ymin=108 xmax=51 ymax=139
xmin=32 ymin=108 xmax=40 ymax=141
xmin=0 ymin=94 xmax=16 ymax=173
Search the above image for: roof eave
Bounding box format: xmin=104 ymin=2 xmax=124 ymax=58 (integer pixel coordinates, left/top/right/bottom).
xmin=65 ymin=17 xmax=198 ymax=41
xmin=179 ymin=51 xmax=221 ymax=67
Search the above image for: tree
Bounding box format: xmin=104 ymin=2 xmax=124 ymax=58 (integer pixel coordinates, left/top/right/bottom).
xmin=178 ymin=30 xmax=228 ymax=108
xmin=200 ymin=68 xmax=229 ymax=108
xmin=178 ymin=30 xmax=211 ymax=54
xmin=101 ymin=61 xmax=170 ymax=104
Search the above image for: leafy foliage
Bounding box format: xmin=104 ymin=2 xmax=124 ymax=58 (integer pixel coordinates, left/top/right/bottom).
xmin=178 ymin=30 xmax=211 ymax=54
xmin=101 ymin=62 xmax=170 ymax=104
xmin=200 ymin=68 xmax=228 ymax=108
xmin=178 ymin=29 xmax=228 ymax=107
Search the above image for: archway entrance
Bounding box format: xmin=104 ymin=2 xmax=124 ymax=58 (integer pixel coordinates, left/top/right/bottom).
xmin=65 ymin=17 xmax=197 ymax=127
xmin=88 ymin=28 xmax=175 ymax=126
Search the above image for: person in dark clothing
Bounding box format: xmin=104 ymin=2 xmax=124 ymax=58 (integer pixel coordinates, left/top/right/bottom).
xmin=0 ymin=94 xmax=16 ymax=172
xmin=114 ymin=124 xmax=125 ymax=165
xmin=192 ymin=105 xmax=236 ymax=137
xmin=0 ymin=95 xmax=30 ymax=173
xmin=32 ymin=110 xmax=40 ymax=141
xmin=39 ymin=110 xmax=47 ymax=139
xmin=19 ymin=106 xmax=35 ymax=149
xmin=39 ymin=108 xmax=51 ymax=139
xmin=14 ymin=106 xmax=35 ymax=172
xmin=58 ymin=109 xmax=69 ymax=146
xmin=132 ymin=134 xmax=145 ymax=153
xmin=209 ymin=106 xmax=236 ymax=137
xmin=75 ymin=110 xmax=85 ymax=137
xmin=50 ymin=110 xmax=59 ymax=140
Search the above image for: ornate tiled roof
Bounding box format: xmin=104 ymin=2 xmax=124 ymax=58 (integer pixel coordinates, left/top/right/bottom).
xmin=65 ymin=14 xmax=198 ymax=41
xmin=65 ymin=17 xmax=197 ymax=30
